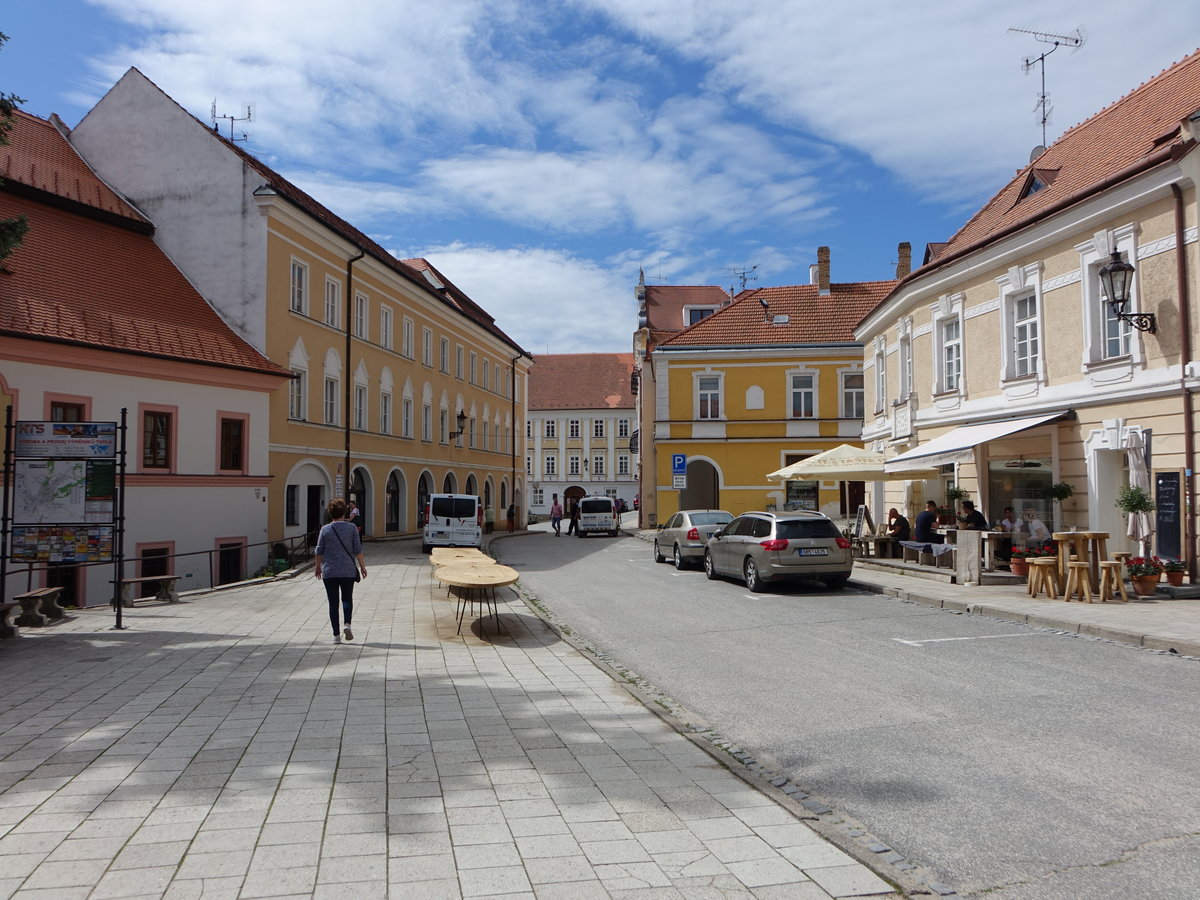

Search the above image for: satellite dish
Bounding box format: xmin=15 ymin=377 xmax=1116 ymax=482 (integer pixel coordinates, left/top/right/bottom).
xmin=1029 ymin=145 xmax=1046 ymax=163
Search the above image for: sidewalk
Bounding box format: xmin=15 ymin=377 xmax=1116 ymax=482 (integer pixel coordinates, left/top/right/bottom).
xmin=0 ymin=539 xmax=901 ymax=899
xmin=629 ymin=522 xmax=1200 ymax=659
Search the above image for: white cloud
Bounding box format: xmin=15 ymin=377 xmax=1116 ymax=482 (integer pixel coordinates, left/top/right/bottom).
xmin=415 ymin=243 xmax=636 ymax=354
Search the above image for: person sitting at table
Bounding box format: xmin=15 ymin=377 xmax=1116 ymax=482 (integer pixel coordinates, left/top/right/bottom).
xmin=1018 ymin=506 xmax=1050 ymax=544
xmin=957 ymin=499 xmax=989 ymax=530
xmin=996 ymin=506 xmax=1017 ymax=561
xmin=913 ymin=500 xmax=942 ymax=543
xmin=1000 ymin=506 xmax=1017 ymax=531
xmin=886 ymin=508 xmax=910 ymax=541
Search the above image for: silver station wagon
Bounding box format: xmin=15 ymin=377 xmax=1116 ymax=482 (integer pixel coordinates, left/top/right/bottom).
xmin=654 ymin=509 xmax=734 ymax=569
xmin=703 ymin=510 xmax=853 ymax=592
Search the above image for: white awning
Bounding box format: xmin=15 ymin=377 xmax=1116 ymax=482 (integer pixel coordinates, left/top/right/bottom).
xmin=883 ymin=412 xmax=1067 ymax=472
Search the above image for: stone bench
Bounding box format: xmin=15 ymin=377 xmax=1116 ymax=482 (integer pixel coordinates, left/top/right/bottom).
xmin=113 ymin=575 xmax=181 ymax=607
xmin=14 ymin=586 xmax=65 ymax=627
xmin=0 ymin=601 xmax=20 ymax=639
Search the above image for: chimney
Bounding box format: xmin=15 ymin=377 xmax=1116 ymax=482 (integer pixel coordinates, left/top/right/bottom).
xmin=817 ymin=246 xmax=830 ymax=296
xmin=895 ymin=242 xmax=912 ymax=279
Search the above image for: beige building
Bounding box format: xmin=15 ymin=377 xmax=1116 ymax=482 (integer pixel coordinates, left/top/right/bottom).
xmin=857 ymin=50 xmax=1200 ymax=570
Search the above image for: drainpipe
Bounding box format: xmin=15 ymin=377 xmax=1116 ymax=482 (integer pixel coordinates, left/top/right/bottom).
xmin=1171 ymin=184 xmax=1196 ymax=579
xmin=511 ymin=354 xmax=520 ymax=513
xmin=344 ymin=246 xmax=365 ymax=502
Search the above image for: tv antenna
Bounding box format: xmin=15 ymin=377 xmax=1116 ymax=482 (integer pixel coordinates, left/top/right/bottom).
xmin=1008 ymin=27 xmax=1085 ymax=149
xmin=727 ymin=264 xmax=758 ymax=293
xmin=210 ymin=100 xmax=255 ymax=142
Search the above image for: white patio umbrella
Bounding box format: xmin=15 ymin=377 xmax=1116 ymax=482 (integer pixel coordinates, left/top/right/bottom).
xmin=766 ymin=444 xmax=938 ymax=482
xmin=1124 ymin=430 xmax=1153 ymax=556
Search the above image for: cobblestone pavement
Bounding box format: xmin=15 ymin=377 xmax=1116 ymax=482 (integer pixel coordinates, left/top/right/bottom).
xmin=0 ymin=539 xmax=899 ymax=899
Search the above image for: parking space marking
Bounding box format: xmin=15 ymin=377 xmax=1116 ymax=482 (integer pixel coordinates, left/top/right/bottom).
xmin=894 ymin=632 xmax=1054 ymax=648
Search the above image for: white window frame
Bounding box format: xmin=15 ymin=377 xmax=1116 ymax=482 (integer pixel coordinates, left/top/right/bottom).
xmin=617 ymin=418 xmax=629 ymax=438
xmin=440 ymin=408 xmax=448 ymax=443
xmin=354 ymin=292 xmax=368 ymax=339
xmin=997 ymin=264 xmax=1044 ymax=384
xmin=897 ymin=321 xmax=914 ymax=402
xmin=324 ymin=377 xmax=339 ymax=425
xmin=456 ymin=345 xmax=464 ymax=379
xmin=324 ymin=277 xmax=341 ymax=327
xmin=289 ymin=369 xmax=306 ymax=419
xmin=569 ymin=455 xmax=581 ymax=475
xmin=592 ymin=454 xmax=605 ymax=476
xmin=379 ymin=303 xmax=393 ymax=349
xmin=696 ymin=372 xmax=723 ymax=420
xmin=568 ymin=419 xmax=580 ymax=439
xmin=470 ymin=352 xmax=477 ymax=384
xmin=1078 ymin=226 xmax=1142 ymax=369
xmin=290 ymin=259 xmax=308 ymax=314
xmin=617 ymin=454 xmax=630 ymax=475
xmin=440 ymin=337 xmax=450 ymax=373
xmin=402 ymin=397 xmax=413 ymax=439
xmin=379 ymin=391 xmax=392 ymax=435
xmin=422 ymin=328 xmax=433 ymax=366
xmin=544 ymin=420 xmax=556 ymax=439
xmin=402 ymin=317 xmax=414 ymax=359
xmin=931 ymin=294 xmax=966 ymax=397
xmin=593 ymin=420 xmax=606 ymax=439
xmin=840 ymin=369 xmax=865 ymax=419
xmin=354 ymin=384 xmax=367 ymax=430
xmin=422 ymin=402 xmax=432 ymax=441
xmin=872 ymin=337 xmax=887 ymax=414
xmin=544 ymin=455 xmax=557 ymax=476
xmin=787 ymin=368 xmax=818 ymax=419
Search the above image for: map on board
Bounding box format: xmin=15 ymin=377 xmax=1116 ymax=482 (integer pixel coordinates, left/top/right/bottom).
xmin=13 ymin=459 xmax=115 ymax=525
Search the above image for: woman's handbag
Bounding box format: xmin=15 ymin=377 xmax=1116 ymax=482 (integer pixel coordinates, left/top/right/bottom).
xmin=331 ymin=523 xmax=361 ymax=582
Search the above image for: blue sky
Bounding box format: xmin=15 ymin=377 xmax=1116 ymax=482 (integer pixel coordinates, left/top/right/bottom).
xmin=3 ymin=1 xmax=1198 ymax=354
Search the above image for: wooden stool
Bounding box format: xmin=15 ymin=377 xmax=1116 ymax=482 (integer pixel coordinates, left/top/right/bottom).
xmin=1112 ymin=551 xmax=1132 ymax=567
xmin=1064 ymin=561 xmax=1094 ymax=603
xmin=1028 ymin=558 xmax=1059 ymax=599
xmin=1097 ymin=561 xmax=1129 ymax=603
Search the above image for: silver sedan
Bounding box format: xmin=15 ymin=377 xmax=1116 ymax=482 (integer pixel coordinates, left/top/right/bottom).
xmin=654 ymin=510 xmax=734 ymax=569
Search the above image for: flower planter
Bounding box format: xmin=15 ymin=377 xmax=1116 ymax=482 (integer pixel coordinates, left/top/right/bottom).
xmin=1131 ymin=574 xmax=1161 ymax=596
xmin=1010 ymin=559 xmax=1030 ymax=578
xmin=1165 ymin=571 xmax=1185 ymax=586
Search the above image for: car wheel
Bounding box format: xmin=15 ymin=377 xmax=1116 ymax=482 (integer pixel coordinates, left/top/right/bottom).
xmin=577 ymin=530 xmax=585 ymax=538
xmin=673 ymin=545 xmax=687 ymax=570
xmin=610 ymin=530 xmax=619 ymax=537
xmin=704 ymin=551 xmax=718 ymax=580
xmin=823 ymin=575 xmax=849 ymax=591
xmin=744 ymin=558 xmax=766 ymax=592
xmin=421 ymin=543 xmax=431 ymax=554
xmin=653 ymin=540 xmax=665 ymax=563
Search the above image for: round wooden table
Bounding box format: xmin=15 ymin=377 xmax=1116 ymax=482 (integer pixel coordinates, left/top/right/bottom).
xmin=430 ymin=547 xmax=490 ymax=565
xmin=435 ymin=564 xmax=519 ymax=634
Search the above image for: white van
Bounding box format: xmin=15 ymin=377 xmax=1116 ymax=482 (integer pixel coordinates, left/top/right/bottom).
xmin=422 ymin=494 xmax=482 ymax=553
xmin=576 ymin=495 xmax=620 ymax=537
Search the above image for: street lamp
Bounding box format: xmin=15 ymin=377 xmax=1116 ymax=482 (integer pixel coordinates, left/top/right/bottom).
xmin=449 ymin=410 xmax=468 ymax=441
xmin=1099 ymin=249 xmax=1155 ymax=333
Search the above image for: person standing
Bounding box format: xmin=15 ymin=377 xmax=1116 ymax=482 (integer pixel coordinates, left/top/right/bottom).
xmin=347 ymin=499 xmax=363 ymax=536
xmin=484 ymin=505 xmax=495 ymax=534
xmin=314 ymin=497 xmax=366 ymax=644
xmin=506 ymin=503 xmax=516 ymax=533
xmin=567 ymin=500 xmax=580 ymax=535
xmin=550 ymin=494 xmax=563 ymax=536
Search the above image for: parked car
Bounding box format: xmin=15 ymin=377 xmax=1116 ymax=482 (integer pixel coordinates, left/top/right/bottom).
xmin=703 ymin=510 xmax=852 ymax=592
xmin=422 ymin=493 xmax=482 ymax=553
xmin=577 ymin=495 xmax=620 ymax=537
xmin=654 ymin=509 xmax=734 ymax=569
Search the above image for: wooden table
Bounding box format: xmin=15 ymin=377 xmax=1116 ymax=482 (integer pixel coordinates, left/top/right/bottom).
xmin=430 ymin=548 xmax=490 ymax=566
xmin=435 ymin=564 xmax=519 ymax=634
xmin=1052 ymin=532 xmax=1109 ymax=587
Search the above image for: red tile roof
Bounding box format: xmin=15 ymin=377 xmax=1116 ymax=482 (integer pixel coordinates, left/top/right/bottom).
xmin=658 ymin=281 xmax=895 ymax=348
xmin=529 ymin=354 xmax=635 ymax=410
xmin=921 ymin=48 xmax=1200 ymax=273
xmin=0 ymin=112 xmax=290 ymax=377
xmin=643 ymin=284 xmax=730 ymax=345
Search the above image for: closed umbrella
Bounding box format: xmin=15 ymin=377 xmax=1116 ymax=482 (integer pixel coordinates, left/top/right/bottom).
xmin=1124 ymin=430 xmax=1153 ymax=556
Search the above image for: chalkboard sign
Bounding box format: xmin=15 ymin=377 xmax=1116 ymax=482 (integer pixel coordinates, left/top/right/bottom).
xmin=1154 ymin=471 xmax=1182 ymax=561
xmin=853 ymin=504 xmax=874 ymax=537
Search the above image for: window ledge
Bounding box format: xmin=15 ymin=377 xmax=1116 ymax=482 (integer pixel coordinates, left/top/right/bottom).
xmin=1000 ymin=373 xmax=1039 ymax=386
xmin=931 ymin=388 xmax=961 ymax=399
xmin=1084 ymin=354 xmax=1134 ymax=371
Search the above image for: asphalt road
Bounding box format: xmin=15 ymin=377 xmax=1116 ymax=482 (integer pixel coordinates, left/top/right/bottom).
xmin=494 ymin=524 xmax=1200 ymax=899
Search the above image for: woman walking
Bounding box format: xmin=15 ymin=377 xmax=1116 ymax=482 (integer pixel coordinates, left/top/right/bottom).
xmin=314 ymin=497 xmax=367 ymax=644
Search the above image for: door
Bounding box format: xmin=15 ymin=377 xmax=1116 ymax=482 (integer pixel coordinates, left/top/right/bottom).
xmin=139 ymin=548 xmax=170 ymax=599
xmin=46 ymin=564 xmax=80 ymax=608
xmin=306 ymin=485 xmax=324 ymax=551
xmin=217 ymin=542 xmax=244 ymax=585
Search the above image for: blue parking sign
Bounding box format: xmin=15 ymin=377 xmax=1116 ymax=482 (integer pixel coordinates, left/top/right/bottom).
xmin=671 ymin=454 xmax=687 ymax=475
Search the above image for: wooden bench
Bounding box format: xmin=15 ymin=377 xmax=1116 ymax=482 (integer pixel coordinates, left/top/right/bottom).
xmin=0 ymin=601 xmax=20 ymax=639
xmin=14 ymin=587 xmax=65 ymax=627
xmin=113 ymin=575 xmax=182 ymax=607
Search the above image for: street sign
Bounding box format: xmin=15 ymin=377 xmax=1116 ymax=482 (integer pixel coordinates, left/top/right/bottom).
xmin=673 ymin=474 xmax=687 ymax=490
xmin=671 ymin=453 xmax=687 ymax=475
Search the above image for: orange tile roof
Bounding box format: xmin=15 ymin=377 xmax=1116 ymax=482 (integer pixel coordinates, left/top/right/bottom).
xmin=644 ymin=285 xmax=730 ymax=344
xmin=0 ymin=112 xmax=290 ymax=377
xmin=921 ymin=48 xmax=1200 ymax=273
xmin=529 ymin=353 xmax=635 ymax=410
xmin=658 ymin=281 xmax=894 ymax=348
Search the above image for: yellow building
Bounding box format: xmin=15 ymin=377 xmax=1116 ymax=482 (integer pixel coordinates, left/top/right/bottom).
xmin=71 ymin=69 xmax=533 ymax=545
xmin=647 ymin=255 xmax=896 ymax=524
xmin=857 ymin=49 xmax=1200 ymax=571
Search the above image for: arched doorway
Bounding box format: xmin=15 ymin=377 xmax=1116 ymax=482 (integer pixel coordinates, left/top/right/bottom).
xmin=465 ymin=474 xmax=478 ymax=496
xmin=386 ymin=470 xmax=406 ymax=532
xmin=350 ymin=467 xmax=370 ymax=536
xmin=484 ymin=478 xmax=493 ymax=510
xmin=501 ymin=481 xmax=508 ymax=509
xmin=564 ymin=484 xmax=586 ymax=518
xmin=417 ymin=471 xmax=433 ymax=529
xmin=443 ymin=472 xmax=457 ymax=493
xmin=680 ymin=459 xmax=720 ymax=510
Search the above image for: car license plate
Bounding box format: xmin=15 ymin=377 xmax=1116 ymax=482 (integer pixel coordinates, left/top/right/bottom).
xmin=796 ymin=548 xmax=828 ymax=556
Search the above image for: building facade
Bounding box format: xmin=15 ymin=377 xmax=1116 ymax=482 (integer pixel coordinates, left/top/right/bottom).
xmin=70 ymin=69 xmax=532 ymax=544
xmin=1 ymin=111 xmax=290 ymax=606
xmin=647 ymin=254 xmax=897 ymax=524
xmin=526 ymin=354 xmax=636 ymax=516
xmin=858 ymin=50 xmax=1200 ymax=569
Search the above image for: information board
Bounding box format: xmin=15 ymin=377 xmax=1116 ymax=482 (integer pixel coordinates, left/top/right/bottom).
xmin=853 ymin=504 xmax=874 ymax=537
xmin=1154 ymin=470 xmax=1182 ymax=561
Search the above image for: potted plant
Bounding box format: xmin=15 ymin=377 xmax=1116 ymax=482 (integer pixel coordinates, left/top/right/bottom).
xmin=1162 ymin=558 xmax=1187 ymax=586
xmin=1008 ymin=546 xmax=1038 ymax=578
xmin=1125 ymin=556 xmax=1164 ymax=596
xmin=1043 ymin=481 xmax=1075 ymax=529
xmin=1115 ymin=484 xmax=1155 ymax=514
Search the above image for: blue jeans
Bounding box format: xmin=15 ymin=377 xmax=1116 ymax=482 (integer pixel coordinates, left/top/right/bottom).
xmin=323 ymin=577 xmax=354 ymax=635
